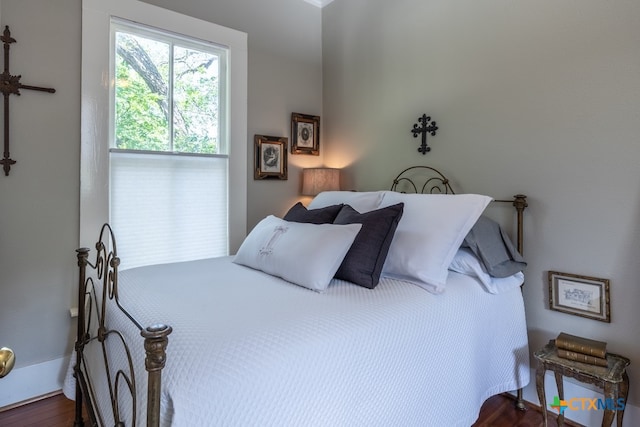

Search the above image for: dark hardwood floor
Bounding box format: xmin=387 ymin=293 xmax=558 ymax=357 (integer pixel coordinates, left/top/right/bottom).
xmin=0 ymin=393 xmax=78 ymax=427
xmin=0 ymin=392 xmax=581 ymax=427
xmin=472 ymin=394 xmax=582 ymax=427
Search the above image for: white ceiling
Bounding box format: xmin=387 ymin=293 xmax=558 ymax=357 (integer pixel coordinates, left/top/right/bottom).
xmin=303 ymin=0 xmax=335 ymax=8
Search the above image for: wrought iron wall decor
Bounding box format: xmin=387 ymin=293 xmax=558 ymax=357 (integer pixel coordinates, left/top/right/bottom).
xmin=0 ymin=26 xmax=56 ymax=176
xmin=411 ymin=114 xmax=438 ymax=155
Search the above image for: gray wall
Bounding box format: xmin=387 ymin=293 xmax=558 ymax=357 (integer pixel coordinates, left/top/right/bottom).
xmin=4 ymin=0 xmax=639 ymax=410
xmin=0 ymin=0 xmax=323 ymax=371
xmin=0 ymin=0 xmax=82 ymax=369
xmin=322 ymin=0 xmax=640 ymax=405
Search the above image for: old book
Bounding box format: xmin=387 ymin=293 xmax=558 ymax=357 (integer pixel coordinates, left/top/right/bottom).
xmin=555 ymin=332 xmax=607 ymax=358
xmin=557 ymin=348 xmax=608 ymax=367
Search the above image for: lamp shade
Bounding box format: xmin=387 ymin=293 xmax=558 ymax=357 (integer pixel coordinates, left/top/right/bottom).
xmin=302 ymin=168 xmax=340 ymax=196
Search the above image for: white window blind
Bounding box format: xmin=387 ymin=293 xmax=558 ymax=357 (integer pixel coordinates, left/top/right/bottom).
xmin=110 ymin=151 xmax=228 ymax=270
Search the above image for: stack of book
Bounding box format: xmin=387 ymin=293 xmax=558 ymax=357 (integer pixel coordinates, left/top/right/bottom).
xmin=555 ymin=332 xmax=608 ymax=367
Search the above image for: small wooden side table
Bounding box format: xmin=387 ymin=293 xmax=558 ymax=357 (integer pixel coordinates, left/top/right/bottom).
xmin=534 ymin=340 xmax=630 ymax=427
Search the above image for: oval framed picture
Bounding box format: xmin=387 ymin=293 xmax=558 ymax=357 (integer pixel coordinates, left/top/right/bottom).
xmin=291 ymin=112 xmax=320 ymax=155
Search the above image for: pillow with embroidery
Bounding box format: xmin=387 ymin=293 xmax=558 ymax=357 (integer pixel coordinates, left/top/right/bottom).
xmin=233 ymin=215 xmax=361 ymax=292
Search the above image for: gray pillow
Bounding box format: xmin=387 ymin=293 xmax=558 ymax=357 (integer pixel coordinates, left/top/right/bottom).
xmin=462 ymin=215 xmax=526 ymax=278
xmin=283 ymin=202 xmax=343 ymax=224
xmin=333 ymin=203 xmax=404 ymax=289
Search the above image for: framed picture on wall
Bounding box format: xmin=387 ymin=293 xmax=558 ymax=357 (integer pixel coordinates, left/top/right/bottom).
xmin=291 ymin=113 xmax=320 ymax=155
xmin=254 ymin=135 xmax=288 ymax=180
xmin=548 ymin=271 xmax=610 ymax=322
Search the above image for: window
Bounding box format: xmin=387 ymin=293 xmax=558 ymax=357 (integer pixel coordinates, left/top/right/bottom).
xmin=110 ymin=21 xmax=229 ymax=269
xmin=81 ymin=0 xmax=247 ymax=268
xmin=112 ymin=21 xmax=226 ymax=154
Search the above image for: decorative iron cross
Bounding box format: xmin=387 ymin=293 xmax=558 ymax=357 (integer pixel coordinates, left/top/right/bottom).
xmin=411 ymin=114 xmax=438 ymax=155
xmin=0 ymin=26 xmax=56 ymax=176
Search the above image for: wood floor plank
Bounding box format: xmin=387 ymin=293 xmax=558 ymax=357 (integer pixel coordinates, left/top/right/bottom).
xmin=1 ymin=392 xmax=581 ymax=427
xmin=0 ymin=393 xmax=78 ymax=427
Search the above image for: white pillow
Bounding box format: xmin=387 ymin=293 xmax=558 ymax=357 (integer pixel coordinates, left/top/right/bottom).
xmin=308 ymin=191 xmax=385 ymax=213
xmin=449 ymin=248 xmax=525 ymax=294
xmin=379 ymin=191 xmax=492 ymax=293
xmin=233 ymin=215 xmax=362 ymax=292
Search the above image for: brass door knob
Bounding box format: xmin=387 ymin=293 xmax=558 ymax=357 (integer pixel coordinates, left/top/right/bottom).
xmin=0 ymin=347 xmax=15 ymax=378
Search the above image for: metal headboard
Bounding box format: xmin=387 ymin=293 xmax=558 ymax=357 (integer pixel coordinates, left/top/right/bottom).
xmin=390 ymin=166 xmax=455 ymax=195
xmin=390 ymin=165 xmax=528 ymax=255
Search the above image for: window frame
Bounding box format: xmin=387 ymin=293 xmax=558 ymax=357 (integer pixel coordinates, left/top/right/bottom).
xmin=110 ymin=18 xmax=229 ymax=155
xmin=80 ymin=0 xmax=247 ymax=254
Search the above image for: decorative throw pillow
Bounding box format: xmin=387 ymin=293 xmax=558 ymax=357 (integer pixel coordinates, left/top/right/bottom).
xmin=379 ymin=191 xmax=492 ymax=294
xmin=461 ymin=215 xmax=527 ymax=278
xmin=333 ymin=203 xmax=404 ymax=289
xmin=283 ymin=202 xmax=343 ymax=224
xmin=233 ymin=215 xmax=361 ymax=292
xmin=308 ymin=191 xmax=385 ymax=213
xmin=449 ymin=248 xmax=525 ymax=294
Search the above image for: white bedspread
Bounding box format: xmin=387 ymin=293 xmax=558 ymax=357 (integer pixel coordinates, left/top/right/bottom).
xmin=65 ymin=256 xmax=529 ymax=427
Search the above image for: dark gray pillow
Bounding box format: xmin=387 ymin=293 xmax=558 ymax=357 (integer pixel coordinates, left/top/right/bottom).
xmin=333 ymin=203 xmax=404 ymax=289
xmin=283 ymin=202 xmax=343 ymax=224
xmin=462 ymin=215 xmax=526 ymax=278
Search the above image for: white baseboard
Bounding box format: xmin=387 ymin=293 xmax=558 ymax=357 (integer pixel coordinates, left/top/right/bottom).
xmin=515 ymin=368 xmax=638 ymax=427
xmin=0 ymin=356 xmax=70 ymax=409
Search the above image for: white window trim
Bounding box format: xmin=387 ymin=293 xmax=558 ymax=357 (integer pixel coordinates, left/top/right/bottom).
xmin=80 ymin=0 xmax=247 ymax=252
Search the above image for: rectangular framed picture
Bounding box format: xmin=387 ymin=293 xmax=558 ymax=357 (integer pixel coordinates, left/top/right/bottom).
xmin=254 ymin=135 xmax=288 ymax=180
xmin=548 ymin=271 xmax=610 ymax=322
xmin=291 ymin=112 xmax=320 ymax=155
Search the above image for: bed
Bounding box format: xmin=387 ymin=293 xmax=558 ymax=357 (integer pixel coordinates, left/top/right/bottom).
xmin=64 ymin=166 xmax=530 ymax=427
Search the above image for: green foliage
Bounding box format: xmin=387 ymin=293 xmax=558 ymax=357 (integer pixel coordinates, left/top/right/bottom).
xmin=115 ymin=34 xmax=220 ymax=154
xmin=115 ymin=55 xmax=169 ymax=151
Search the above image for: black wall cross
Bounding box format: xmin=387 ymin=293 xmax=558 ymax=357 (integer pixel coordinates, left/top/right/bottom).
xmin=411 ymin=114 xmax=438 ymax=155
xmin=0 ymin=26 xmax=56 ymax=176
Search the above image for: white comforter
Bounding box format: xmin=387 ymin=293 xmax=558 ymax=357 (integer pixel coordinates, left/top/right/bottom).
xmin=65 ymin=256 xmax=529 ymax=427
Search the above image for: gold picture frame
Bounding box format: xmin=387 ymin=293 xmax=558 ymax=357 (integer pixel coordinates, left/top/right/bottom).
xmin=548 ymin=271 xmax=610 ymax=322
xmin=254 ymin=135 xmax=288 ymax=180
xmin=291 ymin=112 xmax=320 ymax=155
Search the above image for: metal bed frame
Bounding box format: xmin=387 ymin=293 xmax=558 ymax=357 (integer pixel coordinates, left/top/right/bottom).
xmin=72 ymin=166 xmax=528 ymax=426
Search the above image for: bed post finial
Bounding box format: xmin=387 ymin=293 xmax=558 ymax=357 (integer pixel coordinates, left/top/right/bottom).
xmin=142 ymin=324 xmax=172 ymax=427
xmin=513 ymin=194 xmax=528 ymax=212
